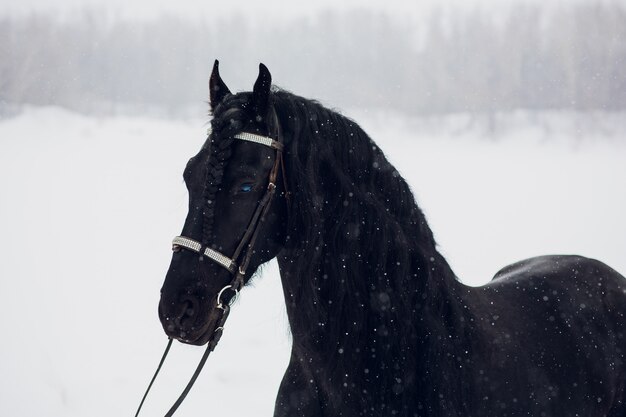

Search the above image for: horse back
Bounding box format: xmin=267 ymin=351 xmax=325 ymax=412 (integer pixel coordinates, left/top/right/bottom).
xmin=491 ymin=254 xmax=625 ymax=309
xmin=468 ymin=255 xmax=626 ymax=415
xmin=489 ymin=254 xmax=625 ymax=343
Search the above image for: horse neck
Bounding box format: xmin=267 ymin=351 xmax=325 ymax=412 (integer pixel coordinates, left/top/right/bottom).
xmin=267 ymin=95 xmax=474 ymax=410
xmin=275 ymin=229 xmax=467 ymax=358
xmin=273 ymin=108 xmax=466 ymax=348
xmin=275 ymin=238 xmax=470 ymax=413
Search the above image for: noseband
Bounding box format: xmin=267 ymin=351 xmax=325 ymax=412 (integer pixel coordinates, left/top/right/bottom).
xmin=135 ymin=131 xmax=287 ymax=417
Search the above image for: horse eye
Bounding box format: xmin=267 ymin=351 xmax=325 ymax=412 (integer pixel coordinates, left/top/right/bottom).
xmin=239 ymin=183 xmax=255 ymax=193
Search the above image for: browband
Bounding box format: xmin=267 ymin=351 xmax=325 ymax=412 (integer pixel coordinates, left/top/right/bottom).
xmin=204 ymin=129 xmax=282 ymax=150
xmin=233 ymin=132 xmax=283 ymax=150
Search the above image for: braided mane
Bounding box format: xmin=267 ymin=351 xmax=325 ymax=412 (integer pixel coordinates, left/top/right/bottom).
xmin=200 ymin=94 xmax=252 ymax=244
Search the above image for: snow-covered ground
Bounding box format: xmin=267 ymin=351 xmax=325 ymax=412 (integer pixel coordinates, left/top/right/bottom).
xmin=0 ymin=107 xmax=624 ymax=416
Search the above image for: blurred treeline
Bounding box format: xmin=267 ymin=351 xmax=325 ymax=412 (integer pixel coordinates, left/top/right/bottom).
xmin=1 ymin=3 xmax=625 ymax=117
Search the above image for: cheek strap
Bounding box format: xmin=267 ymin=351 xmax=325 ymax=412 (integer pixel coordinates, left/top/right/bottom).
xmin=172 ymin=140 xmax=283 ymax=288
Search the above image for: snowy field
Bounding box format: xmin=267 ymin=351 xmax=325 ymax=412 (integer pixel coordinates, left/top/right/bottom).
xmin=0 ymin=107 xmax=625 ymax=416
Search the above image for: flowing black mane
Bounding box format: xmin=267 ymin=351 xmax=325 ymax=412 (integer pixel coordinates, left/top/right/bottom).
xmin=268 ymin=90 xmax=473 ymax=412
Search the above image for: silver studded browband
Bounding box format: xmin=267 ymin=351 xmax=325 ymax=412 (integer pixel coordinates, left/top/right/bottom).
xmin=233 ymin=132 xmax=283 ymax=150
xmin=172 ymin=131 xmax=280 ymax=273
xmin=204 ymin=129 xmax=282 ymax=150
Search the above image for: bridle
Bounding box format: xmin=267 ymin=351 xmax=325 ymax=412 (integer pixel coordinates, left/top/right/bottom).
xmin=135 ymin=130 xmax=288 ymax=417
xmin=173 ymin=131 xmax=286 ymax=296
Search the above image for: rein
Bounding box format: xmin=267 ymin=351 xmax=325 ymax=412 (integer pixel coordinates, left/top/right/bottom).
xmin=135 ymin=130 xmax=286 ymax=416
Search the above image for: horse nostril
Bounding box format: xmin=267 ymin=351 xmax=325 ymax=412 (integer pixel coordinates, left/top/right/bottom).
xmin=176 ymin=296 xmax=199 ymax=326
xmin=183 ymin=300 xmax=195 ymax=317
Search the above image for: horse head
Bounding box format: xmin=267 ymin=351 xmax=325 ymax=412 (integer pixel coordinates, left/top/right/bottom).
xmin=158 ymin=61 xmax=288 ymax=345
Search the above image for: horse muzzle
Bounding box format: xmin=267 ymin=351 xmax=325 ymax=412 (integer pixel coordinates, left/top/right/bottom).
xmin=159 ymin=285 xmax=237 ymax=345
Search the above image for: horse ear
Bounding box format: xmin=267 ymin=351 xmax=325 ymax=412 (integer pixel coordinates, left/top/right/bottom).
xmin=252 ymin=63 xmax=272 ymax=119
xmin=209 ymin=59 xmax=231 ymax=111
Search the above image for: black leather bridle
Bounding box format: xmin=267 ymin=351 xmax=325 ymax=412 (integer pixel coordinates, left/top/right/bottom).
xmin=135 ymin=130 xmax=288 ymax=417
xmin=173 ymin=131 xmax=286 ymax=297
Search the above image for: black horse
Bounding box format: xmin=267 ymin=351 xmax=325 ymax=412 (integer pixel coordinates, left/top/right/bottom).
xmin=158 ymin=61 xmax=625 ymax=417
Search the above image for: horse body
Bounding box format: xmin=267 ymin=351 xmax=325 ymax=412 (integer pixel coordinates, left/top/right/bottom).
xmin=467 ymin=255 xmax=625 ymax=417
xmin=158 ymin=62 xmax=625 ymax=417
xmin=276 ymin=254 xmax=625 ymax=417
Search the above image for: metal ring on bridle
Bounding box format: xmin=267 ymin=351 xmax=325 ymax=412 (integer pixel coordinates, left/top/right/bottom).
xmin=216 ymin=284 xmax=237 ymax=309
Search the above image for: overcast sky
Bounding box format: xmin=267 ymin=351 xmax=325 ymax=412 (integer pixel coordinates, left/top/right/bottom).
xmin=0 ymin=0 xmax=611 ymax=21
